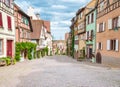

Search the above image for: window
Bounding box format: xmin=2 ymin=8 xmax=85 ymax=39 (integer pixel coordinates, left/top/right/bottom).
xmin=0 ymin=39 xmax=3 ymax=54
xmin=112 ymin=17 xmax=118 ymax=29
xmin=100 ymin=1 xmax=104 ymax=11
xmin=99 ymin=23 xmax=103 ymax=32
xmin=97 ymin=42 xmax=102 ymax=50
xmin=74 ymin=26 xmax=77 ymax=31
xmin=5 ymin=0 xmax=10 ymax=7
xmin=88 ymin=16 xmax=90 ymax=24
xmin=99 ymin=22 xmax=105 ymax=32
xmin=91 ymin=13 xmax=94 ymax=23
xmin=7 ymin=16 xmax=12 ymax=30
xmin=87 ymin=31 xmax=89 ymax=40
xmin=110 ymin=40 xmax=117 ymax=50
xmin=0 ymin=12 xmax=3 ymax=27
xmin=75 ymin=35 xmax=78 ymax=40
xmin=79 ymin=12 xmax=83 ymax=19
xmin=107 ymin=39 xmax=119 ymax=51
xmin=91 ymin=30 xmax=93 ymax=38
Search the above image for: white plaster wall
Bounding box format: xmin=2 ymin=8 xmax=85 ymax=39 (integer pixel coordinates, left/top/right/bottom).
xmin=0 ymin=10 xmax=15 ymax=58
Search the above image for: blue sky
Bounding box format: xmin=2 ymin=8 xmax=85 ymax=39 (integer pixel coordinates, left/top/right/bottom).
xmin=15 ymin=0 xmax=91 ymax=40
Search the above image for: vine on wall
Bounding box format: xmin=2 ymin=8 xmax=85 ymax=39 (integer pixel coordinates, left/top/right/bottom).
xmin=15 ymin=42 xmax=37 ymax=61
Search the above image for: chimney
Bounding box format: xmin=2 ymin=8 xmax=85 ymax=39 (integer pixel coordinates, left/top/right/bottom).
xmin=36 ymin=13 xmax=41 ymax=20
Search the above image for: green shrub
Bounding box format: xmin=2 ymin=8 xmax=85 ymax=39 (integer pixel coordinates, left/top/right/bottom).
xmin=5 ymin=57 xmax=11 ymax=65
xmin=13 ymin=58 xmax=16 ymax=65
xmin=1 ymin=57 xmax=11 ymax=66
xmin=37 ymin=51 xmax=41 ymax=58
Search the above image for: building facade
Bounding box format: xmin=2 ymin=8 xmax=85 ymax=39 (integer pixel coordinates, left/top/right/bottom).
xmin=86 ymin=9 xmax=97 ymax=62
xmin=85 ymin=0 xmax=97 ymax=62
xmin=96 ymin=0 xmax=120 ymax=66
xmin=14 ymin=4 xmax=33 ymax=42
xmin=43 ymin=21 xmax=52 ymax=55
xmin=30 ymin=20 xmax=45 ymax=49
xmin=52 ymin=40 xmax=66 ymax=55
xmin=76 ymin=7 xmax=86 ymax=59
xmin=72 ymin=16 xmax=79 ymax=59
xmin=0 ymin=0 xmax=15 ymax=58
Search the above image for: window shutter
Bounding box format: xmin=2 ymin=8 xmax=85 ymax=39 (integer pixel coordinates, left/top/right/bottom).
xmin=89 ymin=14 xmax=91 ymax=24
xmin=107 ymin=40 xmax=110 ymax=50
xmin=103 ymin=22 xmax=105 ymax=31
xmin=115 ymin=39 xmax=119 ymax=51
xmin=86 ymin=32 xmax=87 ymax=40
xmin=118 ymin=16 xmax=120 ymax=27
xmin=97 ymin=24 xmax=99 ymax=32
xmin=7 ymin=16 xmax=12 ymax=29
xmin=97 ymin=43 xmax=99 ymax=50
xmin=0 ymin=13 xmax=3 ymax=27
xmin=108 ymin=19 xmax=112 ymax=29
xmin=89 ymin=30 xmax=91 ymax=37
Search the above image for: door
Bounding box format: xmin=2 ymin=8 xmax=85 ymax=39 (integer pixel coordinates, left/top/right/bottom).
xmin=89 ymin=48 xmax=92 ymax=59
xmin=7 ymin=40 xmax=12 ymax=57
xmin=87 ymin=46 xmax=92 ymax=59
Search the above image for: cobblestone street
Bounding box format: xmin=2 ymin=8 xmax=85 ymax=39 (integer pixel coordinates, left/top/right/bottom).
xmin=0 ymin=55 xmax=120 ymax=87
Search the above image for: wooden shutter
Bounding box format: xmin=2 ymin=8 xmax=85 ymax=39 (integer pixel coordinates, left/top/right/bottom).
xmin=86 ymin=32 xmax=87 ymax=40
xmin=115 ymin=39 xmax=119 ymax=51
xmin=108 ymin=19 xmax=112 ymax=29
xmin=107 ymin=40 xmax=110 ymax=50
xmin=0 ymin=13 xmax=3 ymax=27
xmin=7 ymin=16 xmax=12 ymax=30
xmin=103 ymin=22 xmax=105 ymax=31
xmin=97 ymin=43 xmax=99 ymax=50
xmin=89 ymin=30 xmax=91 ymax=37
xmin=89 ymin=14 xmax=91 ymax=24
xmin=118 ymin=16 xmax=120 ymax=27
xmin=97 ymin=24 xmax=99 ymax=32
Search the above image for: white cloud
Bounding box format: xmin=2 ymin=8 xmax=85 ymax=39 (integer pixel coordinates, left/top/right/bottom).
xmin=51 ymin=5 xmax=67 ymax=9
xmin=15 ymin=0 xmax=90 ymax=40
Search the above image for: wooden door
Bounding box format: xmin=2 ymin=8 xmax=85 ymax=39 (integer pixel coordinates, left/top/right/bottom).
xmin=7 ymin=40 xmax=12 ymax=57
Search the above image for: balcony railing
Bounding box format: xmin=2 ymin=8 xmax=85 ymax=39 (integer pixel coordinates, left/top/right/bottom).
xmin=97 ymin=0 xmax=120 ymax=18
xmin=0 ymin=1 xmax=13 ymax=15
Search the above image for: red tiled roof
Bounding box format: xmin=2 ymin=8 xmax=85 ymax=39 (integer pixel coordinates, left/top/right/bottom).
xmin=30 ymin=20 xmax=43 ymax=39
xmin=43 ymin=20 xmax=51 ymax=33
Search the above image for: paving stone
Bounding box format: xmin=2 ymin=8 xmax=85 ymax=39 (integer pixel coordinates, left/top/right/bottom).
xmin=0 ymin=55 xmax=120 ymax=87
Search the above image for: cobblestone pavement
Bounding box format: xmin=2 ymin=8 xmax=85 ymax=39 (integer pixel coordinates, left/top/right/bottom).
xmin=0 ymin=55 xmax=120 ymax=87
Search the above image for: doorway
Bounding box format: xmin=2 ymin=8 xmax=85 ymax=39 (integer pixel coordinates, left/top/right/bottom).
xmin=7 ymin=40 xmax=13 ymax=57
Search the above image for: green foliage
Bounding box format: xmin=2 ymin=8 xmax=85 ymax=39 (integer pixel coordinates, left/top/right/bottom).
xmin=40 ymin=47 xmax=49 ymax=57
xmin=5 ymin=58 xmax=11 ymax=65
xmin=71 ymin=29 xmax=75 ymax=57
xmin=0 ymin=57 xmax=12 ymax=66
xmin=15 ymin=42 xmax=37 ymax=61
xmin=37 ymin=51 xmax=41 ymax=58
xmin=13 ymin=58 xmax=16 ymax=65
